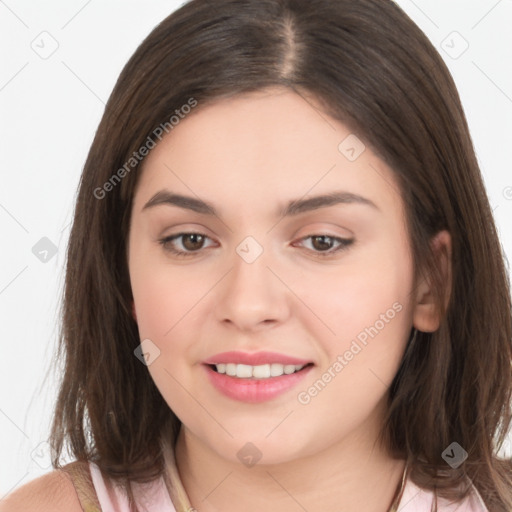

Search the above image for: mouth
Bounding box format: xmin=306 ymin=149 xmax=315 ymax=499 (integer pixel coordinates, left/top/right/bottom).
xmin=202 ymin=361 xmax=315 ymax=403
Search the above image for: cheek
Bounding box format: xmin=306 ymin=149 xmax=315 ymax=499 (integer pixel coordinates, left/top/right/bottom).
xmin=129 ymin=248 xmax=221 ymax=384
xmin=291 ymin=235 xmax=414 ymax=398
xmin=132 ymin=277 xmax=168 ymax=337
xmin=293 ymin=252 xmax=412 ymax=344
xmin=130 ymin=247 xmax=201 ymax=338
xmin=292 ymin=269 xmax=412 ymax=441
xmin=130 ymin=258 xmax=202 ymax=406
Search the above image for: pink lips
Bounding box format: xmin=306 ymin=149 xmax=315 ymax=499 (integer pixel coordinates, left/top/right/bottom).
xmin=203 ymin=351 xmax=311 ymax=366
xmin=203 ymin=351 xmax=314 ymax=403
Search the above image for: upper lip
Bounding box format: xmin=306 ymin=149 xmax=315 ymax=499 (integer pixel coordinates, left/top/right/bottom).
xmin=204 ymin=351 xmax=313 ymax=366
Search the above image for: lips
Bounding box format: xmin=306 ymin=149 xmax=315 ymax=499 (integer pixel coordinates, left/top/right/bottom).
xmin=203 ymin=350 xmax=312 ymax=366
xmin=202 ymin=351 xmax=315 ymax=403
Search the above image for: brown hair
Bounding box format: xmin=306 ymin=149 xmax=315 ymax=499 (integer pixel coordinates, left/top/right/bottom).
xmin=49 ymin=0 xmax=512 ymax=509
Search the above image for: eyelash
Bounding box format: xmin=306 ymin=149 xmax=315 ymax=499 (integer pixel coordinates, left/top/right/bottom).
xmin=158 ymin=232 xmax=354 ymax=258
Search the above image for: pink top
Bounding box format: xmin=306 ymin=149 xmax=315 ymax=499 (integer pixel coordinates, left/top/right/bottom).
xmin=88 ymin=459 xmax=489 ymax=512
xmin=397 ymin=475 xmax=489 ymax=511
xmin=89 ymin=462 xmax=177 ymax=511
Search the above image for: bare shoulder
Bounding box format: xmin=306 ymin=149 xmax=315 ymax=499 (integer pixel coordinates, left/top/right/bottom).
xmin=0 ymin=469 xmax=83 ymax=512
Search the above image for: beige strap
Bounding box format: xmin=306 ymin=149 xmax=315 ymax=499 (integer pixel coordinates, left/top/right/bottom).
xmin=60 ymin=460 xmax=103 ymax=512
xmin=161 ymin=433 xmax=196 ymax=512
xmin=388 ymin=461 xmax=409 ymax=512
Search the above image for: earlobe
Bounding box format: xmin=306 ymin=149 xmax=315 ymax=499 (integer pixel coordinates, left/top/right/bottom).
xmin=412 ymin=230 xmax=452 ymax=332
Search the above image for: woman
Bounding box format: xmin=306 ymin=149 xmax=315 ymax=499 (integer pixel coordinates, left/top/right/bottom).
xmin=2 ymin=0 xmax=510 ymax=510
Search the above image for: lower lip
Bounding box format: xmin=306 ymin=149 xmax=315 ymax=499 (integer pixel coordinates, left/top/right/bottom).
xmin=203 ymin=364 xmax=313 ymax=403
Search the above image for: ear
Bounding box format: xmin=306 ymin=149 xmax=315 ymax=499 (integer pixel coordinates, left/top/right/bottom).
xmin=412 ymin=230 xmax=452 ymax=332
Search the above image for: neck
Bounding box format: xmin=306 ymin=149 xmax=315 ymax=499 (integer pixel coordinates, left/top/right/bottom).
xmin=173 ymin=421 xmax=406 ymax=512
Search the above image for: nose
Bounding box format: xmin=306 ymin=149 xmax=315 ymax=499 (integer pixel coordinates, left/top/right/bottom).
xmin=214 ymin=244 xmax=291 ymax=332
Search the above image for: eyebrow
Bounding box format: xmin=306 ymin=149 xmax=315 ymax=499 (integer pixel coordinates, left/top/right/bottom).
xmin=142 ymin=189 xmax=379 ymax=216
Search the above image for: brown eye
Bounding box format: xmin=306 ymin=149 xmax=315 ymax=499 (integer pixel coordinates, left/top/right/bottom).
xmin=295 ymin=234 xmax=354 ymax=257
xmin=159 ymin=232 xmax=215 ymax=257
xmin=181 ymin=233 xmax=206 ymax=251
xmin=311 ymin=235 xmax=335 ymax=251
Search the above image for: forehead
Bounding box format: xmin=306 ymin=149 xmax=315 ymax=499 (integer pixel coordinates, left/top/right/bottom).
xmin=133 ymin=87 xmax=402 ymax=217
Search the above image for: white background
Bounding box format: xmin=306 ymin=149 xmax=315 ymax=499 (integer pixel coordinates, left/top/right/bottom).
xmin=1 ymin=0 xmax=511 ymax=497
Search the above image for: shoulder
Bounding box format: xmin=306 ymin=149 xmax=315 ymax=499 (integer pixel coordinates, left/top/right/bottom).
xmin=0 ymin=468 xmax=83 ymax=512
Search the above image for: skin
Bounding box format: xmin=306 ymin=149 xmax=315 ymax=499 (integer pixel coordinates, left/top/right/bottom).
xmin=127 ymin=86 xmax=450 ymax=512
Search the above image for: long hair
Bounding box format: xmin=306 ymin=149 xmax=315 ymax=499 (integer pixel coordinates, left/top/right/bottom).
xmin=49 ymin=0 xmax=512 ymax=509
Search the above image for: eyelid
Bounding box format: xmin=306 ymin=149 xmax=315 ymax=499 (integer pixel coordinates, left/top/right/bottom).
xmin=292 ymin=234 xmax=354 ymax=257
xmin=159 ymin=231 xmax=216 ymax=257
xmin=158 ymin=230 xmax=354 ymax=259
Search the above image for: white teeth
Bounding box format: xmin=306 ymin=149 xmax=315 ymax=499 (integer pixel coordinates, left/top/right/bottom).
xmin=252 ymin=364 xmax=271 ymax=379
xmin=284 ymin=365 xmax=296 ymax=375
xmin=236 ymin=364 xmax=253 ymax=378
xmin=214 ymin=363 xmax=306 ymax=379
xmin=226 ymin=363 xmax=237 ymax=376
xmin=270 ymin=363 xmax=284 ymax=377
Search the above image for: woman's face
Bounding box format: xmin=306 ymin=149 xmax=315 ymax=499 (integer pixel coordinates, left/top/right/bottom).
xmin=128 ymin=86 xmax=435 ymax=465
